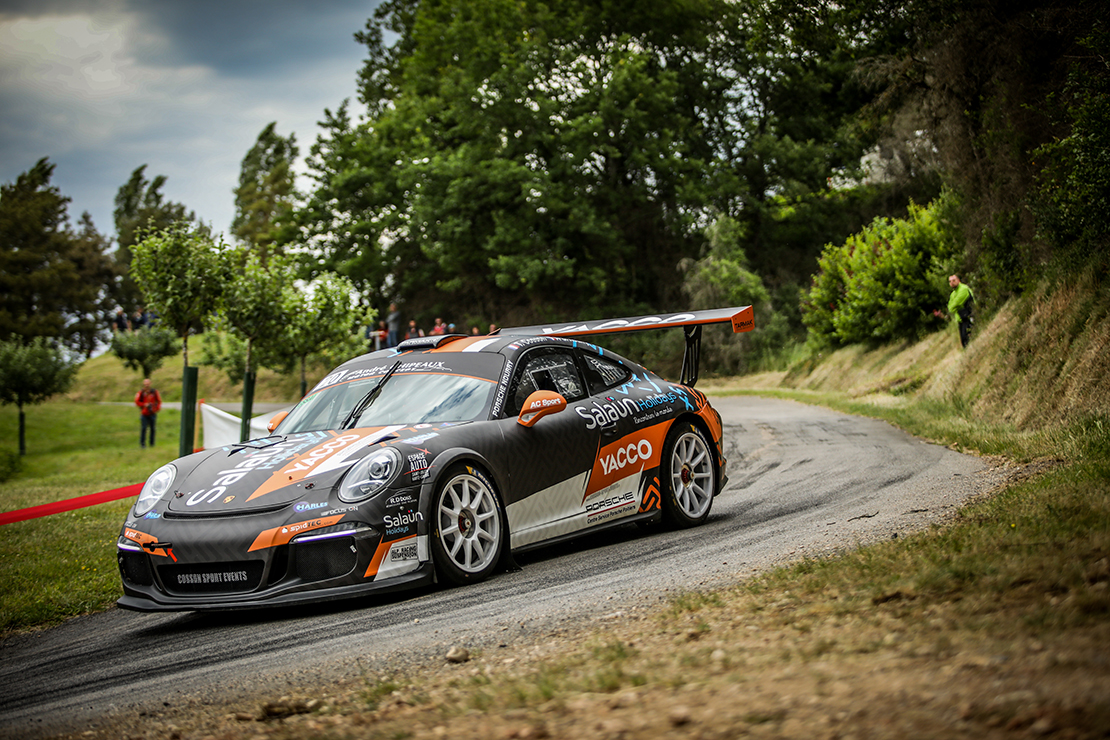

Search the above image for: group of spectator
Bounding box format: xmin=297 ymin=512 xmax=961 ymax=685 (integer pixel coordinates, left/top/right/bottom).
xmin=367 ymin=303 xmax=495 ymax=351
xmin=112 ymin=307 xmax=157 ymax=333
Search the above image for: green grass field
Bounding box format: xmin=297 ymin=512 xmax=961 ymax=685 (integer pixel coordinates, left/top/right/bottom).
xmin=0 ymin=402 xmax=179 ymax=632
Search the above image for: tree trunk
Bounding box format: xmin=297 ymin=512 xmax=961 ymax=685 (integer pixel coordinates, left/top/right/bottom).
xmin=18 ymin=405 xmax=26 ymax=456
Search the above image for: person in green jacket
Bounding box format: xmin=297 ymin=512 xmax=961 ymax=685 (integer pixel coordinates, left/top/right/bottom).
xmin=947 ymin=274 xmax=975 ymax=348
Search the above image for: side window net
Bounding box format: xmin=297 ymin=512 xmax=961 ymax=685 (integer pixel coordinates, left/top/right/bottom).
xmin=581 ymin=353 xmax=630 ymax=394
xmin=508 ymin=351 xmax=585 ymax=416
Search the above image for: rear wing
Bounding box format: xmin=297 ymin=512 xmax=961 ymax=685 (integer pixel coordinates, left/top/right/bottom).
xmin=499 ymin=306 xmax=753 ymax=387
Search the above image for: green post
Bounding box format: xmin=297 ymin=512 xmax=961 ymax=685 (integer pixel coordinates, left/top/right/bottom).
xmin=180 ymin=366 xmax=198 ymax=458
xmin=240 ymin=370 xmax=256 ymax=443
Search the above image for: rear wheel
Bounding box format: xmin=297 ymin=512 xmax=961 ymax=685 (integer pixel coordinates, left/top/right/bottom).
xmin=661 ymin=422 xmax=715 ymax=528
xmin=431 ymin=465 xmax=505 ymax=585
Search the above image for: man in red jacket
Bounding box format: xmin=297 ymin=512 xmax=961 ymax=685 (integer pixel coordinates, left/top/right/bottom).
xmin=135 ymin=378 xmax=162 ymax=448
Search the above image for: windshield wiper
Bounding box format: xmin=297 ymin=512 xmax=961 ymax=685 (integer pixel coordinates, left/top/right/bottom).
xmin=340 ymin=361 xmax=402 ymax=430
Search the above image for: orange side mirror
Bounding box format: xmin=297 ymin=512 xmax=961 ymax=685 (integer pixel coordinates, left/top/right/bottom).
xmin=517 ymin=391 xmax=567 ymax=427
xmin=267 ymin=410 xmax=289 ymax=433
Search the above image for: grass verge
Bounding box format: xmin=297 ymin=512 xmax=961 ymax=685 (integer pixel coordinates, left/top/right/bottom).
xmin=0 ymin=402 xmax=178 ymax=633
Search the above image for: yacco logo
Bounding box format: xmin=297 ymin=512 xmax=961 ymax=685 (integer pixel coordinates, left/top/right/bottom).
xmin=537 ymin=313 xmax=697 ymax=335
xmin=600 ymin=439 xmax=653 ymax=476
xmin=586 ymin=424 xmax=669 ymax=497
xmin=295 ymin=501 xmax=328 ymax=512
xmin=245 ymin=427 xmax=404 ymax=502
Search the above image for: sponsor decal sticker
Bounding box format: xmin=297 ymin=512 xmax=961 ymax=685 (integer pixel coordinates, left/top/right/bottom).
xmin=294 ymin=501 xmax=328 ymax=512
xmin=176 ymin=570 xmax=249 ymax=586
xmin=248 ymin=514 xmax=345 ymax=551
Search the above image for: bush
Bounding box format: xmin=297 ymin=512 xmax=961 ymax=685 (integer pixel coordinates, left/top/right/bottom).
xmin=802 ymin=193 xmax=959 ymax=347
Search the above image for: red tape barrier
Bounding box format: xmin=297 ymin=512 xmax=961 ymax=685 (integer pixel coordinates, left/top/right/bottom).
xmin=0 ymin=483 xmax=143 ymax=526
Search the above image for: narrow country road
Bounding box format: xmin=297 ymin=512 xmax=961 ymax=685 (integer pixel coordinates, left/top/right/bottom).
xmin=0 ymin=396 xmax=1003 ymax=739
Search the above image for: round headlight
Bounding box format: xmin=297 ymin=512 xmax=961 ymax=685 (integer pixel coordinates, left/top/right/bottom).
xmin=134 ymin=463 xmax=177 ymax=516
xmin=339 ymin=447 xmax=402 ymax=502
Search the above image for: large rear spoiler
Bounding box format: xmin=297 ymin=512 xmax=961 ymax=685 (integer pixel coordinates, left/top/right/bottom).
xmin=499 ymin=306 xmax=753 ymax=387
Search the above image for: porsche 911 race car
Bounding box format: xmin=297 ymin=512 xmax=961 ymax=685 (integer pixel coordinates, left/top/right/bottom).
xmin=117 ymin=307 xmax=754 ymax=611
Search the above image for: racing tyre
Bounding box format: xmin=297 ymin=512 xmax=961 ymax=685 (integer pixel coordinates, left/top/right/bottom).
xmin=431 ymin=465 xmax=505 ymax=586
xmin=661 ymin=422 xmax=715 ymax=528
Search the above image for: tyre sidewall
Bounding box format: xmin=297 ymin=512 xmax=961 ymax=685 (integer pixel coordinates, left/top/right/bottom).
xmin=430 ymin=464 xmax=506 ymax=586
xmin=660 ymin=421 xmax=715 ymax=529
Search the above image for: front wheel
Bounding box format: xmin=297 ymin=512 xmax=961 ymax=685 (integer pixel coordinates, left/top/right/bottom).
xmin=661 ymin=422 xmax=716 ymax=528
xmin=431 ymin=465 xmax=505 ymax=585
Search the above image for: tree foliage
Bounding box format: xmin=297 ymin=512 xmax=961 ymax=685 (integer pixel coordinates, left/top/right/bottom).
xmin=114 ymin=166 xmax=197 ymax=310
xmin=803 ymin=194 xmax=959 ymax=347
xmin=130 ymin=221 xmax=233 ymax=366
xmin=283 ymin=272 xmax=372 ymax=395
xmin=0 ymin=337 xmax=79 ymax=455
xmin=0 ymin=159 xmax=116 ymax=352
xmin=291 ymin=0 xmax=883 ymax=331
xmin=110 ymin=325 xmax=180 ymax=378
xmin=232 ymin=122 xmax=299 ymax=259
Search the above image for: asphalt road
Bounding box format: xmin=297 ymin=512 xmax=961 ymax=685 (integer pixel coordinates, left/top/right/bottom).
xmin=0 ymin=396 xmax=1004 ymax=738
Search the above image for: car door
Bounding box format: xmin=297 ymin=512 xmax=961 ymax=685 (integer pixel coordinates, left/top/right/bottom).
xmin=495 ymin=347 xmax=603 ymax=549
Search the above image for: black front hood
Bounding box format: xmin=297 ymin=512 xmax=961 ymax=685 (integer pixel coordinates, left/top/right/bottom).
xmin=166 ymin=428 xmax=405 ymax=515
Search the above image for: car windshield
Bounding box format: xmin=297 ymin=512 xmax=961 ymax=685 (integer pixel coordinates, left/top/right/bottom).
xmin=277 ymin=355 xmax=503 ymax=434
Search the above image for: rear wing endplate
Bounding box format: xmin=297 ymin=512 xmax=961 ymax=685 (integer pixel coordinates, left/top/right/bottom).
xmin=499 ymin=306 xmax=753 ymax=387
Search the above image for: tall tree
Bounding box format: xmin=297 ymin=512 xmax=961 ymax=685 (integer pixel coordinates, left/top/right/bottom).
xmin=232 ymin=122 xmax=299 ymax=260
xmin=113 ymin=165 xmax=196 ymax=309
xmin=294 ymin=0 xmax=889 ymax=329
xmin=214 ymin=249 xmax=295 ymax=441
xmin=0 ymin=159 xmax=115 ymax=351
xmin=131 ymin=221 xmax=232 ymax=456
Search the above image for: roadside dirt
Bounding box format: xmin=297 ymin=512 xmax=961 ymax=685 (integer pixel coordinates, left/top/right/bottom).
xmin=55 ymin=576 xmax=1110 ymax=740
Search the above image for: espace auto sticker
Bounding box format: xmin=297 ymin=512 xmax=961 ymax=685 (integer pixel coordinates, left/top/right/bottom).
xmin=242 ymin=426 xmax=404 ymax=502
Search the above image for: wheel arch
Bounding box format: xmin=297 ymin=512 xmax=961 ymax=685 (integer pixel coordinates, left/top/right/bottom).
xmin=415 ymin=447 xmax=514 ymax=569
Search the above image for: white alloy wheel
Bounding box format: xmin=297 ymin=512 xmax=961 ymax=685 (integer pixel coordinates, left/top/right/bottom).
xmin=433 ymin=467 xmax=504 ymax=584
xmin=662 ymin=424 xmax=715 ymax=526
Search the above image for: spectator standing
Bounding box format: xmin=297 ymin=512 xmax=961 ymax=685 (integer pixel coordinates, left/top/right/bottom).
xmin=135 ymin=378 xmax=162 ymax=448
xmin=946 ymin=274 xmax=975 ymax=348
xmin=112 ymin=308 xmax=130 ymax=333
xmin=406 ymin=320 xmax=424 ymax=339
xmin=386 ymin=304 xmax=401 ymax=348
xmin=430 ymin=317 xmax=446 ymax=335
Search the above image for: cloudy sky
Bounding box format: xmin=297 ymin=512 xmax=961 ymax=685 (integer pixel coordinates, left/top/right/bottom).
xmin=0 ymin=0 xmax=379 ymax=239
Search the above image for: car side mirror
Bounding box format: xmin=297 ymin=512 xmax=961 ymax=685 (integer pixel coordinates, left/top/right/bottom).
xmin=267 ymin=411 xmax=289 ymax=433
xmin=518 ymin=391 xmax=567 ymax=427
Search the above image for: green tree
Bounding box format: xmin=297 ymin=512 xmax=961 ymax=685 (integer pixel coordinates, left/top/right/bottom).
xmin=232 ymin=122 xmax=299 ymax=260
xmin=131 ymin=221 xmax=233 ymax=455
xmin=0 ymin=337 xmax=78 ymax=455
xmin=113 ymin=165 xmax=197 ymax=309
xmin=292 ymin=0 xmax=895 ymax=334
xmin=0 ymin=159 xmax=115 ymax=351
xmin=213 ymin=250 xmax=295 ymax=441
xmin=110 ymin=325 xmax=180 ymax=378
xmin=802 ymin=195 xmax=958 ymax=347
xmin=283 ymin=273 xmax=372 ymax=398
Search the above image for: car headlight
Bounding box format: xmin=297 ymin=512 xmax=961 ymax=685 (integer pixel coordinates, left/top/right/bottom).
xmin=134 ymin=463 xmax=177 ymax=516
xmin=339 ymin=447 xmax=403 ymax=502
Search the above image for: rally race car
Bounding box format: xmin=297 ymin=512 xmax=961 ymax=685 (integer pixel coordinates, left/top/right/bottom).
xmin=117 ymin=307 xmax=754 ymax=611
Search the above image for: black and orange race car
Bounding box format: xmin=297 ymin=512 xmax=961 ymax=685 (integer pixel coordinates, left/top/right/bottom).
xmin=117 ymin=307 xmax=754 ymax=611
